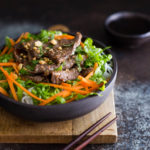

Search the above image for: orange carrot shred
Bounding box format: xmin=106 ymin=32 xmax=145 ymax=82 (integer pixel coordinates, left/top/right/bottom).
xmin=15 ymin=33 xmax=24 ymax=44
xmin=0 ymin=67 xmax=46 ymax=102
xmin=24 ymin=32 xmax=29 ymax=39
xmin=7 ymin=47 xmax=14 ymax=54
xmin=61 ymin=82 xmax=71 ymax=87
xmin=0 ymin=62 xmax=17 ymax=66
xmin=0 ymin=87 xmax=9 ymax=96
xmin=55 ymin=35 xmax=74 ymax=40
xmin=0 ymin=80 xmax=7 ymax=83
xmin=9 ymin=38 xmax=15 ymax=46
xmin=9 ymin=59 xmax=14 ymax=62
xmin=41 ymin=83 xmax=89 ymax=95
xmin=12 ymin=64 xmax=19 ymax=74
xmin=78 ymin=75 xmax=99 ymax=88
xmin=66 ymin=95 xmax=77 ymax=103
xmin=39 ymin=90 xmax=71 ymax=106
xmin=0 ymin=62 xmax=19 ymax=74
xmin=85 ymin=62 xmax=98 ymax=79
xmin=80 ymin=42 xmax=84 ymax=48
xmin=7 ymin=72 xmax=18 ymax=101
xmin=0 ymin=46 xmax=8 ymax=56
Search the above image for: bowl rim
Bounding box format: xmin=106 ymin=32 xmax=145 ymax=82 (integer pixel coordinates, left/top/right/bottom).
xmin=104 ymin=11 xmax=150 ymax=39
xmin=0 ymin=34 xmax=118 ymax=109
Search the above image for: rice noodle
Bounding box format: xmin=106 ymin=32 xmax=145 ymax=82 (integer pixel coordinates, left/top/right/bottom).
xmin=21 ymin=87 xmax=34 ymax=104
xmin=103 ymin=62 xmax=113 ymax=79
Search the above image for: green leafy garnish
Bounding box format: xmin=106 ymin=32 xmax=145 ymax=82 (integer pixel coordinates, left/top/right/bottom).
xmin=55 ymin=65 xmax=63 ymax=71
xmin=5 ymin=36 xmax=12 ymax=49
xmin=75 ymin=54 xmax=83 ymax=72
xmin=0 ymin=53 xmax=13 ymax=63
xmin=55 ymin=96 xmax=66 ymax=104
xmin=37 ymin=30 xmax=62 ymax=43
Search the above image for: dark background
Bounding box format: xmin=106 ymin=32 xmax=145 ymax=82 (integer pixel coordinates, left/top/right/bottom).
xmin=0 ymin=0 xmax=150 ymax=150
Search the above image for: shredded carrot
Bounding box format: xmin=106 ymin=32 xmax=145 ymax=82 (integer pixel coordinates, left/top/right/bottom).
xmin=39 ymin=90 xmax=71 ymax=106
xmin=0 ymin=67 xmax=46 ymax=102
xmin=0 ymin=62 xmax=18 ymax=74
xmin=85 ymin=71 xmax=94 ymax=79
xmin=0 ymin=62 xmax=17 ymax=66
xmin=55 ymin=35 xmax=74 ymax=40
xmin=10 ymin=38 xmax=15 ymax=46
xmin=0 ymin=80 xmax=7 ymax=83
xmin=66 ymin=95 xmax=77 ymax=103
xmin=40 ymin=84 xmax=91 ymax=105
xmin=85 ymin=62 xmax=98 ymax=79
xmin=88 ymin=82 xmax=104 ymax=92
xmin=78 ymin=75 xmax=99 ymax=88
xmin=0 ymin=46 xmax=8 ymax=56
xmin=15 ymin=33 xmax=24 ymax=44
xmin=24 ymin=32 xmax=29 ymax=39
xmin=7 ymin=47 xmax=14 ymax=54
xmin=0 ymin=87 xmax=9 ymax=96
xmin=55 ymin=34 xmax=84 ymax=48
xmin=11 ymin=72 xmax=18 ymax=80
xmin=80 ymin=42 xmax=84 ymax=48
xmin=41 ymin=83 xmax=89 ymax=94
xmin=7 ymin=72 xmax=18 ymax=101
xmin=12 ymin=64 xmax=19 ymax=74
xmin=9 ymin=59 xmax=14 ymax=62
xmin=61 ymin=82 xmax=71 ymax=87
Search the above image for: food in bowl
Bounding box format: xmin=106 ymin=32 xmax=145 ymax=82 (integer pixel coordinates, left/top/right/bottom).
xmin=0 ymin=30 xmax=113 ymax=106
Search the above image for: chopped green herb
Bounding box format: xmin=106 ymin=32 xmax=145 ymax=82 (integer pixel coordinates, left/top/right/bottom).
xmin=0 ymin=53 xmax=13 ymax=63
xmin=55 ymin=64 xmax=63 ymax=71
xmin=5 ymin=36 xmax=12 ymax=49
xmin=75 ymin=54 xmax=83 ymax=72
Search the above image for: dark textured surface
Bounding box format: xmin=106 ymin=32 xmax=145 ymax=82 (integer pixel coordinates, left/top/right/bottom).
xmin=0 ymin=0 xmax=150 ymax=149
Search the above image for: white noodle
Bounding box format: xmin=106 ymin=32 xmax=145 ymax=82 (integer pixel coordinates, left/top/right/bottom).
xmin=21 ymin=87 xmax=34 ymax=104
xmin=103 ymin=62 xmax=113 ymax=79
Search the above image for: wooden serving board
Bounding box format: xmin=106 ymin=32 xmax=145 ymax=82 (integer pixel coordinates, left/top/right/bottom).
xmin=0 ymin=91 xmax=117 ymax=144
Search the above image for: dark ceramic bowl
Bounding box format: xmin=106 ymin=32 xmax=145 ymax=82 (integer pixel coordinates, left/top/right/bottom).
xmin=0 ymin=36 xmax=118 ymax=122
xmin=105 ymin=11 xmax=150 ymax=48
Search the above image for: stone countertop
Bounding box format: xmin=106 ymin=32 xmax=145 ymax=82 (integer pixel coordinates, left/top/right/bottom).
xmin=0 ymin=0 xmax=150 ymax=149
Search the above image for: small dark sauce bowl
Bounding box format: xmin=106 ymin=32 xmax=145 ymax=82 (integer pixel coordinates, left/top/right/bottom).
xmin=105 ymin=11 xmax=150 ymax=48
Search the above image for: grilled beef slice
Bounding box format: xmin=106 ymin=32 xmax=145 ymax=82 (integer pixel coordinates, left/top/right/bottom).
xmin=51 ymin=68 xmax=79 ymax=84
xmin=33 ymin=56 xmax=76 ymax=75
xmin=13 ymin=43 xmax=28 ymax=63
xmin=23 ymin=75 xmax=45 ymax=83
xmin=14 ymin=40 xmax=46 ymax=63
xmin=80 ymin=67 xmax=93 ymax=77
xmin=45 ymin=32 xmax=82 ymax=64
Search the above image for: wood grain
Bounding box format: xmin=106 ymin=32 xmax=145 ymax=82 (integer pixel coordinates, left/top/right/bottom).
xmin=0 ymin=91 xmax=117 ymax=144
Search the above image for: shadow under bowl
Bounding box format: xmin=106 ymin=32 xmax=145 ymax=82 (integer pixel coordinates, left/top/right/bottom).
xmin=104 ymin=11 xmax=150 ymax=48
xmin=0 ymin=36 xmax=118 ymax=122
